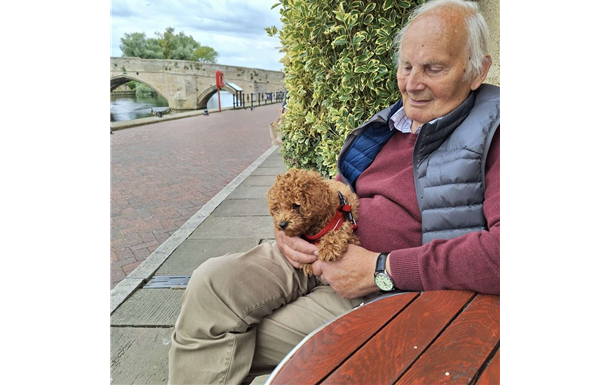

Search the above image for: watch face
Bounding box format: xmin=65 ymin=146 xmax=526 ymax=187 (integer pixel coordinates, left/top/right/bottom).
xmin=375 ymin=273 xmax=394 ymax=291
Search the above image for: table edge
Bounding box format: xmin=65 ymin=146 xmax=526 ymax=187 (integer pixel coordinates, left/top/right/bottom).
xmin=264 ymin=291 xmax=419 ymax=385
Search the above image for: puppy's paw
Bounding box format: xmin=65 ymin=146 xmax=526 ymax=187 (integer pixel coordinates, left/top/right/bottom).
xmin=317 ymin=241 xmax=344 ymax=263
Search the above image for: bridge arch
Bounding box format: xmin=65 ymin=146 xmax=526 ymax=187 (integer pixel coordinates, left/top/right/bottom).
xmin=110 ymin=75 xmax=169 ymax=102
xmin=196 ymin=85 xmax=241 ymax=109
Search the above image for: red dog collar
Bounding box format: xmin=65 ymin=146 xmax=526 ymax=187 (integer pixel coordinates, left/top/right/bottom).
xmin=302 ymin=192 xmax=357 ymax=244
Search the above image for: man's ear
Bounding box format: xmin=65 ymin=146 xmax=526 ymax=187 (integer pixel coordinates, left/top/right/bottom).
xmin=470 ymin=54 xmax=492 ymax=91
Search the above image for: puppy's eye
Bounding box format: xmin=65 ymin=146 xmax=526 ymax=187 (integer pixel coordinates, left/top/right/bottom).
xmin=292 ymin=203 xmax=300 ymax=210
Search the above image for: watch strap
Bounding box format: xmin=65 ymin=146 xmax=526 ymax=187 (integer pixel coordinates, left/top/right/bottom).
xmin=376 ymin=252 xmax=390 ymax=273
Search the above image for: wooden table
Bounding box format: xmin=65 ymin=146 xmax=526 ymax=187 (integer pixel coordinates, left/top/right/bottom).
xmin=266 ymin=291 xmax=499 ymax=385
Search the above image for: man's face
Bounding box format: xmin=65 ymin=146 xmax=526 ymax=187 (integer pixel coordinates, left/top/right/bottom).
xmin=396 ymin=12 xmax=480 ymax=129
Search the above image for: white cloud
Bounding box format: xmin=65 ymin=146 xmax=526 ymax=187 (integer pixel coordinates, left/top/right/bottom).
xmin=110 ymin=0 xmax=284 ymax=71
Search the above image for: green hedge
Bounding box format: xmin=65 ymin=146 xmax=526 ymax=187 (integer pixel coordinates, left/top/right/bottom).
xmin=269 ymin=0 xmax=419 ymax=177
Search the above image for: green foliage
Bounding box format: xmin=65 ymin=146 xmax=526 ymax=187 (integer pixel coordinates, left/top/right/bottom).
xmin=120 ymin=32 xmax=164 ymax=59
xmin=134 ymin=82 xmax=155 ymax=97
xmin=120 ymin=27 xmax=218 ymax=63
xmin=125 ymin=80 xmax=137 ymax=90
xmin=194 ymin=46 xmax=218 ymax=63
xmin=270 ymin=0 xmax=417 ymax=177
xmin=123 ymin=80 xmax=156 ymax=96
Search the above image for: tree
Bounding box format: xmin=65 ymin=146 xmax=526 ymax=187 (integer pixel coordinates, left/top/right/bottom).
xmin=120 ymin=32 xmax=164 ymax=59
xmin=134 ymin=82 xmax=155 ymax=97
xmin=194 ymin=46 xmax=218 ymax=63
xmin=125 ymin=80 xmax=137 ymax=90
xmin=120 ymin=27 xmax=218 ymax=62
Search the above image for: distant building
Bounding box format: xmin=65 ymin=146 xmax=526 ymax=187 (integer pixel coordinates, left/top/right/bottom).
xmin=111 ymin=84 xmax=136 ymax=95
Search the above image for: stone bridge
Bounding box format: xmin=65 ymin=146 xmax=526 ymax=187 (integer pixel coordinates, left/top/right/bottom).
xmin=110 ymin=57 xmax=285 ymax=110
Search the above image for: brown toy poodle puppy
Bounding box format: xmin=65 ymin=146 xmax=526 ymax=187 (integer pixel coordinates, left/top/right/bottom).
xmin=267 ymin=168 xmax=360 ymax=276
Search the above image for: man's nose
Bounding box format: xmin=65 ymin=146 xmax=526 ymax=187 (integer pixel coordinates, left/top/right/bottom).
xmin=406 ymin=67 xmax=425 ymax=93
xmin=279 ymin=221 xmax=288 ymax=230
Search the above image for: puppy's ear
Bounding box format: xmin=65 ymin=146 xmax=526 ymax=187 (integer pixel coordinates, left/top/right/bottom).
xmin=301 ymin=172 xmax=334 ymax=213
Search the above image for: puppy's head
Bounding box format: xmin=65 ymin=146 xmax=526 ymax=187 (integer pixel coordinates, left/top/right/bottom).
xmin=267 ymin=169 xmax=336 ymax=236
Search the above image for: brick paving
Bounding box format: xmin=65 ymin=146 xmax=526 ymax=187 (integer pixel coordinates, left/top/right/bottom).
xmin=110 ymin=104 xmax=281 ymax=289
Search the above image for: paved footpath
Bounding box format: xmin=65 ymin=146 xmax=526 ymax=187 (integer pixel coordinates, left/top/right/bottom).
xmin=110 ymin=145 xmax=286 ymax=385
xmin=111 ymin=104 xmax=280 ymax=288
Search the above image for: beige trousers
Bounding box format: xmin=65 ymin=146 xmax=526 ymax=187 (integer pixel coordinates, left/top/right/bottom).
xmin=168 ymin=242 xmax=371 ymax=385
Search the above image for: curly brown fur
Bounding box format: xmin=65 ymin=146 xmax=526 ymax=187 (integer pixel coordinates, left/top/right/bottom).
xmin=267 ymin=169 xmax=360 ymax=276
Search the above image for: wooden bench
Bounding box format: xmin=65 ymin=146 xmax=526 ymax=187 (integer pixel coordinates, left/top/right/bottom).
xmin=265 ymin=291 xmax=500 ymax=385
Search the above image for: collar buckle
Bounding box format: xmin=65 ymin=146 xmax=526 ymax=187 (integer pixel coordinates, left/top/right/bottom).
xmin=338 ymin=191 xmax=358 ymax=229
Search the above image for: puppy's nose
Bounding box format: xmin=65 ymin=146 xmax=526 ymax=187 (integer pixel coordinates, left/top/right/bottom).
xmin=279 ymin=221 xmax=288 ymax=230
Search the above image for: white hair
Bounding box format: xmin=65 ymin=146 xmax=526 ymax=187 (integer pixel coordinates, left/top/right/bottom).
xmin=393 ymin=0 xmax=491 ymax=80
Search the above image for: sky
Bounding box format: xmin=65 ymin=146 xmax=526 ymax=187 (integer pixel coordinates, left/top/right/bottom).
xmin=110 ymin=0 xmax=284 ymax=71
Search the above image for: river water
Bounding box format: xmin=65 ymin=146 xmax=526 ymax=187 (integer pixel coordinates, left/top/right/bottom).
xmin=110 ymin=91 xmax=237 ymax=122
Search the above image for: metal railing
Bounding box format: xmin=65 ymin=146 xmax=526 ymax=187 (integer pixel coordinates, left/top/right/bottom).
xmin=233 ymin=90 xmax=287 ymax=109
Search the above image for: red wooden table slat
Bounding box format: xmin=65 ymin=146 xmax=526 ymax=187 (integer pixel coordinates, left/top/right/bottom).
xmin=321 ymin=291 xmax=475 ymax=385
xmin=396 ymin=294 xmax=500 ymax=385
xmin=475 ymin=348 xmax=500 ymax=385
xmin=269 ymin=292 xmax=419 ymax=385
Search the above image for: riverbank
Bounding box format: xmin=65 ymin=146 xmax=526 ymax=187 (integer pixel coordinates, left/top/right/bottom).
xmin=112 ymin=90 xmax=136 ymax=96
xmin=110 ymin=101 xmax=282 ymax=131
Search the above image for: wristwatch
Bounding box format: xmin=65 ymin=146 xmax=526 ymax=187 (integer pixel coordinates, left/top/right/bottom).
xmin=374 ymin=252 xmax=396 ymax=291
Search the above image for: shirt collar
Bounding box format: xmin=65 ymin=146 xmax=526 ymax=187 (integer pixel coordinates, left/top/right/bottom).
xmin=388 ymin=106 xmax=439 ymax=134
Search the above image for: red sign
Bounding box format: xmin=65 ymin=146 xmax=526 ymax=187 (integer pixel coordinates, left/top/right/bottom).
xmin=215 ymin=70 xmax=225 ymax=88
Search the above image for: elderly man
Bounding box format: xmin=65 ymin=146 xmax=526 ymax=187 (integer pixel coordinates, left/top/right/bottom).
xmin=168 ymin=0 xmax=499 ymax=384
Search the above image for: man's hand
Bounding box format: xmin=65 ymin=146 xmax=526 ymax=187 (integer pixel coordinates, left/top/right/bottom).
xmin=312 ymin=244 xmax=380 ymax=299
xmin=274 ymin=227 xmax=318 ymax=269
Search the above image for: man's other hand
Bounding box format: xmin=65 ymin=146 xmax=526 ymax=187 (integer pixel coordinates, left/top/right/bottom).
xmin=312 ymin=244 xmax=379 ymax=299
xmin=274 ymin=227 xmax=318 ymax=269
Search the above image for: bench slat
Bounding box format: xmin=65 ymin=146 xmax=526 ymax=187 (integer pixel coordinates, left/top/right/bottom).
xmin=396 ymin=294 xmax=500 ymax=385
xmin=474 ymin=348 xmax=500 ymax=385
xmin=269 ymin=292 xmax=419 ymax=385
xmin=321 ymin=290 xmax=475 ymax=385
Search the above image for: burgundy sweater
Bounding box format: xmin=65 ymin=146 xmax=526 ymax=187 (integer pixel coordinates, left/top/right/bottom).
xmin=350 ymin=128 xmax=500 ymax=295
